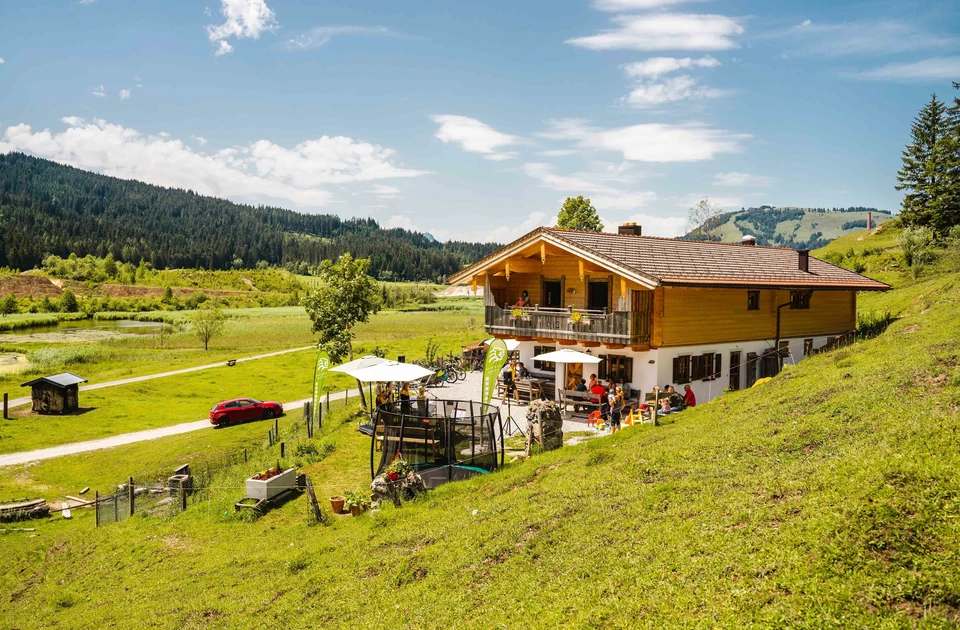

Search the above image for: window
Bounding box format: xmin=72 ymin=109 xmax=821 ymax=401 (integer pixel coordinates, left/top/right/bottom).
xmin=691 ymin=355 xmax=706 ymax=381
xmin=745 ymin=352 xmax=758 ymax=387
xmin=599 ymin=355 xmax=633 ymax=382
xmin=803 ymin=339 xmax=814 ymax=356
xmin=747 ymin=290 xmax=760 ymax=311
xmin=729 ymin=351 xmax=741 ymax=391
xmin=705 ymin=353 xmax=721 ymax=381
xmin=588 ymin=280 xmax=610 ymax=310
xmin=672 ymin=355 xmax=691 ymax=384
xmin=790 ymin=290 xmax=811 ymax=310
xmin=533 ymin=346 xmax=556 ymax=371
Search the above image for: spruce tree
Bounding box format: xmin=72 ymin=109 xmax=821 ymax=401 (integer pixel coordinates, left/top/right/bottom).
xmin=941 ymin=82 xmax=960 ymax=231
xmin=897 ymin=94 xmax=948 ymax=229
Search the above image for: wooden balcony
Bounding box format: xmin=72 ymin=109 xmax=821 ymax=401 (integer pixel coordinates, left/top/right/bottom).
xmin=485 ymin=305 xmax=652 ymax=346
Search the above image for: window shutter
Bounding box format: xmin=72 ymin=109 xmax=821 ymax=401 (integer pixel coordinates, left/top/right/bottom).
xmin=672 ymin=357 xmax=684 ymax=384
xmin=713 ymin=353 xmax=721 ymax=381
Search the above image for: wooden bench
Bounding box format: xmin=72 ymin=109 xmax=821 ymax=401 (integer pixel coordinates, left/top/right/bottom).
xmin=561 ymin=390 xmax=602 ymax=415
xmin=373 ymin=424 xmax=441 ymax=457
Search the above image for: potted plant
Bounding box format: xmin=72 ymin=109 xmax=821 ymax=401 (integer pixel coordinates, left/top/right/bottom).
xmin=329 ymin=495 xmax=345 ymax=514
xmin=386 ymin=457 xmax=413 ymax=481
xmin=345 ymin=489 xmax=371 ymax=516
xmin=510 ymin=307 xmax=526 ymax=321
xmin=568 ymin=311 xmax=591 ymax=326
xmin=245 ymin=464 xmax=296 ymax=501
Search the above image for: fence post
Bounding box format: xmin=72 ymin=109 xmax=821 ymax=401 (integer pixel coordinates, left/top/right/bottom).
xmin=178 ymin=478 xmax=187 ymax=512
xmin=113 ymin=494 xmax=119 ymax=522
xmin=326 ymin=390 xmax=330 ymax=413
xmin=274 ymin=417 xmax=279 ymax=439
xmin=280 ymin=442 xmax=285 ymax=459
xmin=95 ymin=491 xmax=99 ymax=527
xmin=244 ymin=448 xmax=248 ymax=462
xmin=2 ymin=393 xmax=7 ymax=419
xmin=268 ymin=430 xmax=273 ymax=447
xmin=128 ymin=476 xmax=135 ymax=517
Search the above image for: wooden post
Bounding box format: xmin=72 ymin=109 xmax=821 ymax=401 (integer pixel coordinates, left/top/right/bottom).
xmin=178 ymin=479 xmax=187 ymax=512
xmin=304 ymin=477 xmax=324 ymax=524
xmin=274 ymin=417 xmax=279 ymax=439
xmin=95 ymin=491 xmax=99 ymax=527
xmin=244 ymin=447 xmax=247 ymax=462
xmin=318 ymin=402 xmax=323 ymax=429
xmin=2 ymin=393 xmax=7 ymax=419
xmin=280 ymin=442 xmax=285 ymax=459
xmin=113 ymin=494 xmax=119 ymax=522
xmin=128 ymin=476 xmax=135 ymax=517
xmin=303 ymin=401 xmax=310 ymax=421
xmin=326 ymin=390 xmax=330 ymax=413
xmin=268 ymin=430 xmax=273 ymax=447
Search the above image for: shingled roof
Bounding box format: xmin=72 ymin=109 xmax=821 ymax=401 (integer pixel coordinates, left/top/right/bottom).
xmin=449 ymin=227 xmax=890 ymax=291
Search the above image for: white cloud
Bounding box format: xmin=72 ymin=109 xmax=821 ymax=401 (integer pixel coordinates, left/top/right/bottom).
xmin=386 ymin=214 xmax=416 ymax=230
xmin=523 ymin=163 xmax=658 ymax=214
xmin=713 ymin=171 xmax=772 ymax=187
xmin=769 ymin=19 xmax=958 ymax=58
xmin=540 ymin=118 xmax=748 ymax=162
xmin=486 ymin=212 xmax=549 ymax=243
xmin=0 ymin=117 xmax=429 ymax=210
xmin=80 ymin=0 xmax=95 ymax=4
xmin=567 ymin=13 xmax=745 ymax=52
xmin=284 ymin=26 xmax=401 ymax=51
xmin=856 ymin=56 xmax=960 ymax=82
xmin=593 ymin=0 xmax=708 ymax=10
xmin=0 ymin=58 xmax=5 ymax=65
xmin=119 ymin=89 xmax=131 ymax=100
xmin=621 ymin=55 xmax=719 ymax=78
xmin=430 ymin=115 xmax=520 ymax=161
xmin=622 ymin=75 xmax=728 ymax=106
xmin=192 ymin=135 xmax=208 ymax=146
xmin=207 ymin=0 xmax=278 ymax=56
xmin=91 ymin=85 xmax=106 ymax=98
xmin=538 ymin=149 xmax=578 ymax=157
xmin=523 ymin=162 xmax=618 ymax=195
xmin=591 ymin=192 xmax=659 ymax=211
xmin=369 ymin=184 xmax=400 ymax=199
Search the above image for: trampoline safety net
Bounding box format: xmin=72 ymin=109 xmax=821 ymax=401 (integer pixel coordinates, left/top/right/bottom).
xmin=371 ymin=399 xmax=503 ymax=489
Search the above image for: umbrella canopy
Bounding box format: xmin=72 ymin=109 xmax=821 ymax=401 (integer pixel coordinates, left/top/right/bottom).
xmin=484 ymin=338 xmax=521 ymax=352
xmin=532 ymin=349 xmax=603 ymax=364
xmin=347 ymin=361 xmax=435 ymax=383
xmin=329 ymin=355 xmax=389 ymax=374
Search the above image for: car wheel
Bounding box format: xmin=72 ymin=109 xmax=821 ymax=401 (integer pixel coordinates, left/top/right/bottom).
xmin=218 ymin=417 xmax=231 ymax=428
xmin=263 ymin=409 xmax=275 ymax=420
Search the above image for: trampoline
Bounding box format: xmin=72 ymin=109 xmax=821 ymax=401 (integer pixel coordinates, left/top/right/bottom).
xmin=370 ymin=399 xmax=503 ymax=489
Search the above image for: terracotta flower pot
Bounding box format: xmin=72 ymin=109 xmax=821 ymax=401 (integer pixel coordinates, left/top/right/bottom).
xmin=329 ymin=496 xmax=345 ymax=514
xmin=350 ymin=505 xmax=361 ymax=517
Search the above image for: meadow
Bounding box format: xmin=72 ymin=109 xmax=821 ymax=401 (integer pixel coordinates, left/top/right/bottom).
xmin=4 ymin=232 xmax=960 ymax=627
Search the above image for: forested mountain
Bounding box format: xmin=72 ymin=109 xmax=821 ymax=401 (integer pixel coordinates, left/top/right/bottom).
xmin=0 ymin=153 xmax=498 ymax=282
xmin=684 ymin=205 xmax=892 ymax=249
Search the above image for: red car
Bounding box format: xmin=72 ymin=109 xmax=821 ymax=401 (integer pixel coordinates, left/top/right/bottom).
xmin=210 ymin=398 xmax=283 ymax=427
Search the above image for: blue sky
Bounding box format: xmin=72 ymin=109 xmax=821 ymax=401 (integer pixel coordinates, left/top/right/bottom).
xmin=1 ymin=0 xmax=959 ymax=242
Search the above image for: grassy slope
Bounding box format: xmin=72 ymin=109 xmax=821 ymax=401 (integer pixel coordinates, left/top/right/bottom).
xmin=2 ymin=232 xmax=960 ymax=627
xmin=713 ymin=210 xmax=892 ymax=245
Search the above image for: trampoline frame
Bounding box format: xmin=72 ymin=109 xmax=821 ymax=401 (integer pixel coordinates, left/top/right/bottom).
xmin=370 ymin=399 xmax=504 ymax=488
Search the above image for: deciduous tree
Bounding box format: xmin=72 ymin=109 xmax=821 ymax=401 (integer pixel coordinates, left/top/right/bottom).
xmin=556 ymin=196 xmax=603 ymax=232
xmin=191 ymin=305 xmax=226 ymax=350
xmin=688 ymin=198 xmax=723 ymax=241
xmin=0 ymin=293 xmax=17 ymax=317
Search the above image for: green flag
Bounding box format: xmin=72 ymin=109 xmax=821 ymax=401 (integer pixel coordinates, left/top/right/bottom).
xmin=312 ymin=349 xmax=330 ymax=425
xmin=481 ymin=339 xmax=509 ymax=405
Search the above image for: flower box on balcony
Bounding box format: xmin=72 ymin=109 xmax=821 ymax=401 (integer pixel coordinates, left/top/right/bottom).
xmin=567 ymin=312 xmax=591 ymax=326
xmin=245 ymin=467 xmax=297 ymax=501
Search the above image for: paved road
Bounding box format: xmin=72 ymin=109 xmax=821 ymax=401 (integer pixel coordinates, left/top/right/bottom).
xmin=5 ymin=345 xmax=314 ymax=408
xmin=0 ymin=389 xmax=360 ymax=467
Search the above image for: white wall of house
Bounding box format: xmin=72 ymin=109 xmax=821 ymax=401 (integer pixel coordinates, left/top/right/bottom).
xmin=515 ymin=334 xmax=835 ymax=406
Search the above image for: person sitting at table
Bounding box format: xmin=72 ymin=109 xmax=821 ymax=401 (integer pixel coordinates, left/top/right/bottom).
xmin=399 ymin=382 xmax=411 ymax=414
xmin=618 ymin=377 xmax=632 ymax=400
xmin=590 ymin=379 xmax=606 ymax=409
xmin=516 ymin=362 xmax=530 ymax=379
xmin=659 ymin=397 xmax=674 ymax=415
xmin=588 ymin=374 xmax=599 ymax=391
xmin=515 ymin=290 xmax=531 ymax=307
xmin=575 ymin=378 xmax=587 ymax=393
xmin=665 ymin=385 xmax=684 ymax=409
xmin=683 ymin=384 xmax=697 ymax=408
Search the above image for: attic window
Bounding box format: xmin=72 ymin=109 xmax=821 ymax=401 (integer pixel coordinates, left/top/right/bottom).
xmin=790 ymin=290 xmax=811 ymax=310
xmin=747 ymin=290 xmax=760 ymax=311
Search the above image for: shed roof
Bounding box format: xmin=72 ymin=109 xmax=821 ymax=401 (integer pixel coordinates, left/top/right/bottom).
xmin=21 ymin=372 xmax=88 ymax=389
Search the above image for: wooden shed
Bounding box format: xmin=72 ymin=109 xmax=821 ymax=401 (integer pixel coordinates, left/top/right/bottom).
xmin=20 ymin=372 xmax=87 ymax=414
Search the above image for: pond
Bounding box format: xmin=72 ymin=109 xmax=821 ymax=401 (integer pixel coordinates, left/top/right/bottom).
xmin=0 ymin=319 xmax=174 ymax=343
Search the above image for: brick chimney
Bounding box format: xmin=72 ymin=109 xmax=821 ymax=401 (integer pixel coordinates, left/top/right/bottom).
xmin=866 ymin=211 xmax=872 ymax=230
xmin=798 ymin=249 xmax=809 ymax=273
xmin=618 ymin=222 xmax=642 ymax=236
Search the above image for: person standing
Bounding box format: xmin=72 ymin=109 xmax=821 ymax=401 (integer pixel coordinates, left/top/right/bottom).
xmin=399 ymin=382 xmax=411 ymax=414
xmin=501 ymin=360 xmax=519 ymax=403
xmin=610 ymin=387 xmax=624 ymax=433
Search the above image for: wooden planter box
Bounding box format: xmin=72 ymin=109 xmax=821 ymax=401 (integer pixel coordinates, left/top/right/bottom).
xmin=245 ymin=468 xmax=296 ymax=501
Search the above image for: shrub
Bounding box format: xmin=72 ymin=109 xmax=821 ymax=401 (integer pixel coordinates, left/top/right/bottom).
xmin=899 ymin=226 xmax=935 ymax=278
xmin=857 ymin=310 xmax=893 ymax=339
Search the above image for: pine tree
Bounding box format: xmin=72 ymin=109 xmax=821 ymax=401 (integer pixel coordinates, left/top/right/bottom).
xmin=897 ymin=94 xmax=948 ymax=229
xmin=941 ymin=82 xmax=960 ymax=231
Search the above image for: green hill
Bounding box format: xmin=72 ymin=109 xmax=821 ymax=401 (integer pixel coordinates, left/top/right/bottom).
xmin=4 ymin=229 xmax=960 ymax=627
xmin=0 ymin=153 xmax=498 ymax=282
xmin=690 ymin=206 xmax=893 ymax=250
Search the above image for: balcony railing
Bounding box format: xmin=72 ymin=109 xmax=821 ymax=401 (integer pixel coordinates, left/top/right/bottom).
xmin=485 ymin=305 xmax=652 ymax=345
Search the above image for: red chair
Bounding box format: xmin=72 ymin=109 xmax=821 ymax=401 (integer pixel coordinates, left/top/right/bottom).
xmin=587 ymin=410 xmax=601 ymax=428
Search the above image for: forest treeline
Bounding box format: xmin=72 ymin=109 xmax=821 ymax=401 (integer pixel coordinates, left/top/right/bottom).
xmin=0 ymin=153 xmax=499 ymax=281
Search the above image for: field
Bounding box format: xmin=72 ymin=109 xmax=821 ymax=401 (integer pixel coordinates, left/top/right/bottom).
xmin=4 ymin=233 xmax=960 ymax=627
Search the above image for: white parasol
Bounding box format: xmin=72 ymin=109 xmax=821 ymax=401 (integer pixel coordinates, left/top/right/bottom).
xmin=484 ymin=338 xmax=521 ymax=352
xmin=532 ymin=349 xmax=603 ymax=364
xmin=329 ymin=355 xmax=389 ymax=374
xmin=347 ymin=361 xmax=435 ymax=383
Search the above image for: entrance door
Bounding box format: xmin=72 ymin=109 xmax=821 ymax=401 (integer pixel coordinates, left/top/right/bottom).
xmin=542 ymin=281 xmax=562 ymax=308
xmin=588 ymin=281 xmax=609 ymax=310
xmin=746 ymin=352 xmax=758 ymax=387
xmin=729 ymin=351 xmax=741 ymax=391
xmin=565 ymin=362 xmax=583 ymax=390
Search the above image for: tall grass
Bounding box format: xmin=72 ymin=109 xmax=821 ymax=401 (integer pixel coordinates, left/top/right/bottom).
xmin=856 ymin=310 xmax=893 ymax=339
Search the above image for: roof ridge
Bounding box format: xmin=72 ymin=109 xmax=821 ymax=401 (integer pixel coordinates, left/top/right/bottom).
xmin=544 ymin=227 xmax=798 ymax=252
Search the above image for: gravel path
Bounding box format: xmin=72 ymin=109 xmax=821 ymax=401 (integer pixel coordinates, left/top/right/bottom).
xmin=5 ymin=345 xmax=315 ymax=408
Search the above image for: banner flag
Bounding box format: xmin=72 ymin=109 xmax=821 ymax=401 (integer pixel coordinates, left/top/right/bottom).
xmin=481 ymin=339 xmax=509 ymax=405
xmin=312 ymin=349 xmax=330 ymax=425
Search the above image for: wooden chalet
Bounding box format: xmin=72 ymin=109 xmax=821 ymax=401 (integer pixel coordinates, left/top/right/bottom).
xmin=448 ymin=224 xmax=889 ymax=404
